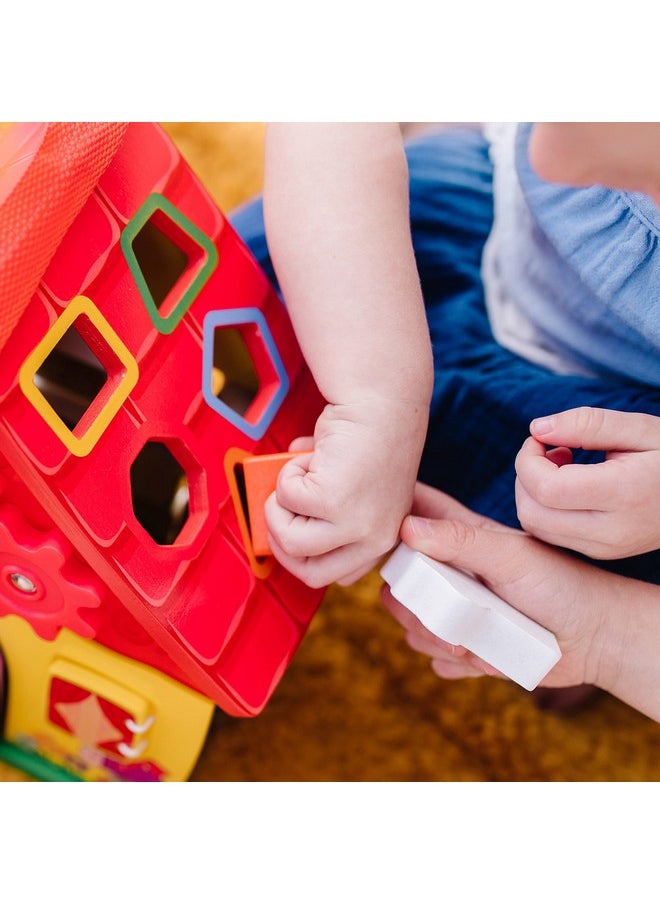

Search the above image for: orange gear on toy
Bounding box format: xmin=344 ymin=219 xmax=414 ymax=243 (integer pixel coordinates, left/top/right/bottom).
xmin=0 ymin=502 xmax=103 ymax=641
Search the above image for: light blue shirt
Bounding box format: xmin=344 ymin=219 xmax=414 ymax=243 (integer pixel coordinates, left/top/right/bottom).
xmin=482 ymin=122 xmax=660 ymax=388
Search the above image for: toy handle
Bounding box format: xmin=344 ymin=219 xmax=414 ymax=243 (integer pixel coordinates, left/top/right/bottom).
xmin=0 ymin=123 xmax=47 ymax=208
xmin=0 ymin=121 xmax=129 ymax=353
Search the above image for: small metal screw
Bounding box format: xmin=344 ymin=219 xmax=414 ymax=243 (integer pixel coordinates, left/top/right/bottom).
xmin=8 ymin=572 xmax=38 ymax=594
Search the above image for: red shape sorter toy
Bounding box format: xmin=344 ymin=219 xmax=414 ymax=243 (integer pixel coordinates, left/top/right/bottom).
xmin=0 ymin=122 xmax=327 ymax=782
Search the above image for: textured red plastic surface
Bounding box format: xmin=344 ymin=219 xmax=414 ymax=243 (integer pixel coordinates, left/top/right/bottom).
xmin=0 ymin=123 xmax=327 ymax=716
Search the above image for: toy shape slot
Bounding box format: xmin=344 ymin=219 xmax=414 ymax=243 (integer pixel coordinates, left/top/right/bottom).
xmin=232 ymin=460 xmax=253 ymax=540
xmin=202 ymin=308 xmax=290 ymax=441
xmin=228 ymin=458 xmax=270 ymax=566
xmin=129 ymin=441 xmax=190 ymax=545
xmin=130 ymin=215 xmax=189 ymax=312
xmin=33 ymin=319 xmax=108 ymax=432
xmin=211 ymin=326 xmax=260 ymax=416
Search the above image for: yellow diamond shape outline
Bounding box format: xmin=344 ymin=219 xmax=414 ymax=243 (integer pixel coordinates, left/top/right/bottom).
xmin=19 ymin=295 xmax=139 ymax=457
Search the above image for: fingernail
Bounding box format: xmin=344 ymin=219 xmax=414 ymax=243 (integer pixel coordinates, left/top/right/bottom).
xmin=530 ymin=415 xmax=555 ymax=435
xmin=407 ymin=515 xmax=433 ymax=537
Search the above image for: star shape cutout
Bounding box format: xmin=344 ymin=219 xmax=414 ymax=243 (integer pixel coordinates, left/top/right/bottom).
xmin=55 ymin=694 xmax=125 ymax=747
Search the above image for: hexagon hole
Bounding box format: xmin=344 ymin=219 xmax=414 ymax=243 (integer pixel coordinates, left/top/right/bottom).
xmin=130 ymin=441 xmax=191 ymax=545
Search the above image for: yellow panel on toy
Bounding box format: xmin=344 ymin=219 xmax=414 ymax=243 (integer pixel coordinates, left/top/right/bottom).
xmin=0 ymin=615 xmax=215 ymax=781
xmin=18 ymin=295 xmax=139 ymax=457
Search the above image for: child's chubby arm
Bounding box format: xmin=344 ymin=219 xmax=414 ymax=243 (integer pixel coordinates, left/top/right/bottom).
xmin=262 ymin=124 xmax=434 ymax=588
xmin=515 ymin=406 xmax=660 ymax=559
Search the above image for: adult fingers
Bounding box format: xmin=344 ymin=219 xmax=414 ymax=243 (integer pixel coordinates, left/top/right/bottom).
xmin=381 ymin=586 xmax=467 ymax=653
xmin=430 ymin=656 xmax=489 ymax=681
xmin=411 ymin=482 xmax=512 ymax=534
xmin=398 ymin=512 xmax=570 ymax=621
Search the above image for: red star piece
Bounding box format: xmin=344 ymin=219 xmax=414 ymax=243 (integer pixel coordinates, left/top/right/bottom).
xmin=55 ymin=693 xmax=125 ymax=747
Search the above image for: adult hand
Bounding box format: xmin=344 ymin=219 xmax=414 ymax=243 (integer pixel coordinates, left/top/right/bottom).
xmin=381 ymin=483 xmax=622 ymax=692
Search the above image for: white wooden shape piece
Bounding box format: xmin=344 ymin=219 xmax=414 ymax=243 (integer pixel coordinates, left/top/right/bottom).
xmin=380 ymin=543 xmax=561 ymax=691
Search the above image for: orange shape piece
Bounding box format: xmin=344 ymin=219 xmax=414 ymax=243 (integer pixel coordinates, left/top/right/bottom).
xmin=242 ymin=451 xmax=308 ymax=557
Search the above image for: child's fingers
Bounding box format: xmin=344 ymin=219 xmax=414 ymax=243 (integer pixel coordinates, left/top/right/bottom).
xmin=288 ymin=436 xmax=315 ymax=452
xmin=335 ymin=557 xmax=382 ymax=586
xmin=530 ymin=407 xmax=660 ymax=452
xmin=515 ymin=480 xmax=643 ymax=558
xmin=267 ymin=531 xmax=378 ymax=588
xmin=265 ymin=496 xmax=345 ymax=557
xmin=515 ymin=479 xmax=603 ymax=545
xmin=515 ymin=436 xmax=616 ymax=511
xmin=273 ymin=453 xmax=324 ymax=518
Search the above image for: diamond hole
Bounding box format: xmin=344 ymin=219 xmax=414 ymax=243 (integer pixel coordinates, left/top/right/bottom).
xmin=130 ymin=215 xmax=190 ymax=311
xmin=20 ymin=296 xmax=139 ymax=456
xmin=33 ymin=318 xmax=109 ymax=434
xmin=130 ymin=441 xmax=190 ymax=545
xmin=123 ymin=197 xmax=217 ymax=333
xmin=212 ymin=327 xmax=260 ymax=416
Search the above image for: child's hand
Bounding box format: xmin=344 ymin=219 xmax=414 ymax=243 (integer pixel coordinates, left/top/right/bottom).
xmin=515 ymin=407 xmax=660 ymax=559
xmin=264 ymin=396 xmax=428 ymax=587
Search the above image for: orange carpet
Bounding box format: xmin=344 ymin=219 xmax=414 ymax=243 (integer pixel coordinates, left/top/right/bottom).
xmin=1 ymin=122 xmax=659 ymax=782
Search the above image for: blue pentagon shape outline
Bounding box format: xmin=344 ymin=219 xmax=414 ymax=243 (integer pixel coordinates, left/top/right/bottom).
xmin=202 ymin=307 xmax=290 ymax=440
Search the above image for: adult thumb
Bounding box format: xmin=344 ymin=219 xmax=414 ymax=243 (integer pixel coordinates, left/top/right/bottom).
xmin=400 ymin=514 xmax=532 ymax=590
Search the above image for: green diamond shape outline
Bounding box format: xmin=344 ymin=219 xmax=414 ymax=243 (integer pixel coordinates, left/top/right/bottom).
xmin=121 ymin=193 xmax=218 ymax=335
